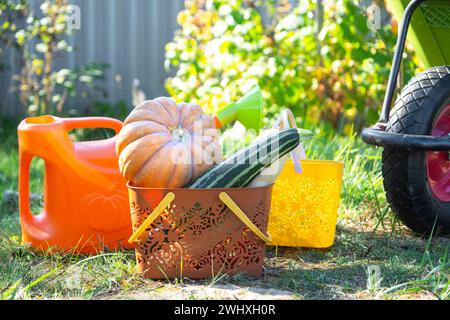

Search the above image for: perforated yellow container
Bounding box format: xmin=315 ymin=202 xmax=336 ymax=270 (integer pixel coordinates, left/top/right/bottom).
xmin=268 ymin=160 xmax=344 ymax=248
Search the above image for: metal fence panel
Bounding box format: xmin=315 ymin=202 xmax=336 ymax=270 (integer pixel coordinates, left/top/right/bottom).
xmin=0 ymin=0 xmax=184 ymax=117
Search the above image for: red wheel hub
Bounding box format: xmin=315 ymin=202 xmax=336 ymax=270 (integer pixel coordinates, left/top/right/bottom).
xmin=427 ymin=104 xmax=450 ymax=202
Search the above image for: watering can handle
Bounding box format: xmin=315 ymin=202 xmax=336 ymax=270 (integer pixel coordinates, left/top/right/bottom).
xmin=128 ymin=192 xmax=272 ymax=244
xmin=18 ymin=151 xmax=35 ymax=224
xmin=60 ymin=117 xmax=123 ymax=191
xmin=62 ymin=117 xmax=123 ymax=135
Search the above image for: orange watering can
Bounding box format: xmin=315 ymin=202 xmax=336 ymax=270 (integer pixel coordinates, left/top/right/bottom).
xmin=18 ymin=115 xmax=133 ymax=254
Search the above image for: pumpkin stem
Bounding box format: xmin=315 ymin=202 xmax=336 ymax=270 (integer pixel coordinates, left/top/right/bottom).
xmin=172 ymin=127 xmax=188 ymax=142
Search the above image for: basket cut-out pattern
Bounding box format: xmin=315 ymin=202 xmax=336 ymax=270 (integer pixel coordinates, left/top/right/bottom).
xmin=130 ymin=196 xmax=269 ymax=279
xmin=269 ymin=175 xmax=341 ymax=247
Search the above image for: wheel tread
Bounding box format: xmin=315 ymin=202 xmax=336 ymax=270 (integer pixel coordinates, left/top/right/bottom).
xmin=382 ymin=66 xmax=450 ymax=236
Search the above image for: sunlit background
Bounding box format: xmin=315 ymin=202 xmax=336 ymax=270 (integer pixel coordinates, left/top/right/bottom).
xmin=0 ymin=0 xmax=422 ymax=133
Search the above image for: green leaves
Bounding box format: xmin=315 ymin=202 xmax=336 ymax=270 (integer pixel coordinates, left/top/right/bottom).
xmin=0 ymin=0 xmax=27 ymax=53
xmin=14 ymin=29 xmax=26 ymax=46
xmin=165 ymin=0 xmax=419 ymax=134
xmin=1 ymin=0 xmax=108 ymax=116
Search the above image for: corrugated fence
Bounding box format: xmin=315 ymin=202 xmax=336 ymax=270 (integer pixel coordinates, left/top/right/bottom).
xmin=0 ymin=0 xmax=185 ymax=117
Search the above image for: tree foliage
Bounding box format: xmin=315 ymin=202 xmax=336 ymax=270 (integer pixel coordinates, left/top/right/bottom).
xmin=165 ymin=0 xmax=419 ymax=133
xmin=0 ymin=0 xmax=107 ymax=116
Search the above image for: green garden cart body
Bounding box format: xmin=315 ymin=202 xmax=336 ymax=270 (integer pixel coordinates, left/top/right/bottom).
xmin=362 ymin=0 xmax=450 ymax=235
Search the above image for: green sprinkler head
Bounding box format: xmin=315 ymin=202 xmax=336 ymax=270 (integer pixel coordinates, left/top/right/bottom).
xmin=214 ymin=85 xmax=264 ymax=132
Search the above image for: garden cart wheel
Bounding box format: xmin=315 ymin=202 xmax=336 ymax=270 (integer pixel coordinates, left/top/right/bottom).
xmin=382 ymin=66 xmax=450 ymax=236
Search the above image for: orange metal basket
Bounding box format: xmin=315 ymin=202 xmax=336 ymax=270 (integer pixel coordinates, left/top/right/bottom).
xmin=127 ymin=185 xmax=273 ymax=280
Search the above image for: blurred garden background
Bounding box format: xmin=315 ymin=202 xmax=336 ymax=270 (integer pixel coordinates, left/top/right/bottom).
xmin=0 ymin=0 xmax=448 ymax=300
xmin=0 ymin=0 xmax=421 ymax=124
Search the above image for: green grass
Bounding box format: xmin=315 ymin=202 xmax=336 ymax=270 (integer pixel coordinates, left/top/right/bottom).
xmin=0 ymin=119 xmax=448 ymax=300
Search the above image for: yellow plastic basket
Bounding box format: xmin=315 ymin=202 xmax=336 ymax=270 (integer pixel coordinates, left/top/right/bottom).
xmin=268 ymin=159 xmax=344 ymax=248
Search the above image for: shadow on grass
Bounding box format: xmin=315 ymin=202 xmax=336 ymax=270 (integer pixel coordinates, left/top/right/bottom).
xmin=255 ymin=226 xmax=449 ymax=299
xmin=0 ymin=213 xmax=448 ymax=299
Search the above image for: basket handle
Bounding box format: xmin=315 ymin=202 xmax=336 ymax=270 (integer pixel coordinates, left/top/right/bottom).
xmin=128 ymin=192 xmax=176 ymax=244
xmin=219 ymin=192 xmax=272 ymax=244
xmin=128 ymin=191 xmax=271 ymax=244
xmin=273 ymin=109 xmax=306 ymax=174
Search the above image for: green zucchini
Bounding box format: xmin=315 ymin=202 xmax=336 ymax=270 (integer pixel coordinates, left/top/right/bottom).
xmin=187 ymin=128 xmax=300 ymax=189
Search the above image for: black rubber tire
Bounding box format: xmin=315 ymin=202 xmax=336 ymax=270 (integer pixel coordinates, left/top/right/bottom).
xmin=382 ymin=65 xmax=450 ymax=236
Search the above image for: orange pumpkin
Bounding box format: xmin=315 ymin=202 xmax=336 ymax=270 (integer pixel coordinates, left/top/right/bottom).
xmin=116 ymin=98 xmax=222 ymax=188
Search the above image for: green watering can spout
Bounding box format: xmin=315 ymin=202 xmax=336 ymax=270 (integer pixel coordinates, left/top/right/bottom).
xmin=214 ymin=86 xmax=263 ymax=131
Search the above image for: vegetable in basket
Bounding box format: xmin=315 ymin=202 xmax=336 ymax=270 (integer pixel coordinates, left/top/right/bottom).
xmin=187 ymin=128 xmax=300 ymax=189
xmin=249 ymin=127 xmax=313 ymax=188
xmin=116 ymin=98 xmax=222 ymax=188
